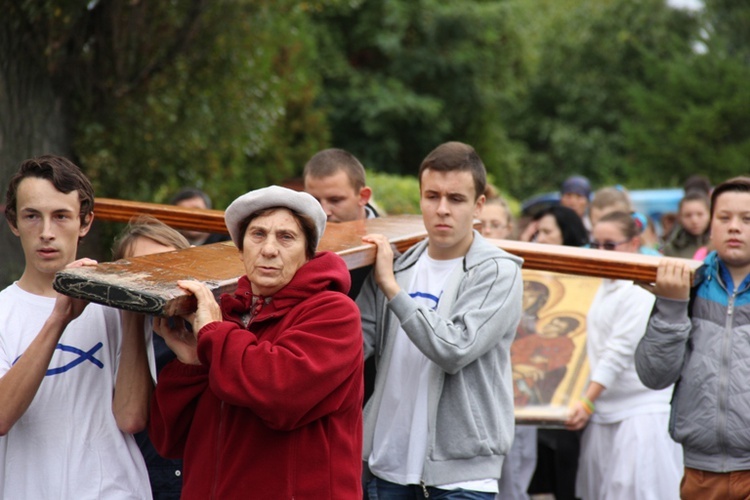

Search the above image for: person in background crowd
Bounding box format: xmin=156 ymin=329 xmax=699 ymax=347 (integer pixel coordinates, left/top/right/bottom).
xmin=480 ymin=191 xmax=536 ymax=500
xmin=560 ymin=175 xmax=592 ymax=232
xmin=357 ymin=141 xmax=523 ymax=498
xmin=637 ymin=214 xmax=661 ymax=253
xmin=0 ymin=155 xmax=152 ymax=498
xmin=589 ymin=187 xmax=631 ymax=227
xmin=526 ymin=205 xmax=589 ymax=247
xmin=480 ymin=194 xmax=513 ymax=241
xmin=659 ymin=212 xmax=678 ymax=246
xmin=302 ymin=147 xmax=379 ymax=300
xmin=681 ymin=175 xmax=714 ymax=261
xmin=636 ymin=177 xmax=750 ymax=500
xmin=170 ymin=187 xmax=229 ymax=246
xmin=662 ymin=190 xmax=710 ymax=259
xmin=589 ymin=186 xmax=661 ymax=256
xmin=303 ymin=148 xmax=379 ymax=223
xmin=149 ymin=186 xmax=363 ymax=499
xmin=303 ymin=147 xmax=380 ymax=416
xmin=683 ymin=174 xmax=712 ymax=197
xmin=566 ymin=211 xmax=682 ymax=500
xmin=524 ymin=204 xmax=586 ymax=500
xmin=112 ymin=215 xmax=190 ymax=500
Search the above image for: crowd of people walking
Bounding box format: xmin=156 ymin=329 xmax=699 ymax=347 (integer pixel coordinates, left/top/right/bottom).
xmin=1 ymin=148 xmax=749 ymax=500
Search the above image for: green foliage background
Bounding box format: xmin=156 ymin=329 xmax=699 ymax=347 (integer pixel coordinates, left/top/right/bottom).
xmin=6 ymin=0 xmax=749 ymax=206
xmin=2 ymin=0 xmax=750 ymax=284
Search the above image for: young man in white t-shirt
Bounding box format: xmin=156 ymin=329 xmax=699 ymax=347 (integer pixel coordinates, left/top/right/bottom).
xmin=357 ymin=141 xmax=524 ymax=498
xmin=0 ymin=155 xmax=152 ymax=498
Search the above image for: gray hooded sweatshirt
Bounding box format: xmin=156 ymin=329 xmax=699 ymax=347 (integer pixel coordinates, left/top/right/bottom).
xmin=357 ymin=232 xmax=523 ymax=486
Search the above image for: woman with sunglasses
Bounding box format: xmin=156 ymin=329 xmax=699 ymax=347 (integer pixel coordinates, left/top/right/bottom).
xmin=566 ymin=211 xmax=682 ymax=499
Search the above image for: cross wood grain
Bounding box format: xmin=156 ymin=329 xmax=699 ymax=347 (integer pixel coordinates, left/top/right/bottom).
xmin=54 ymin=215 xmax=428 ymax=316
xmin=58 ymin=201 xmax=702 ymax=316
xmin=95 ymin=197 xmax=228 ymax=233
xmin=487 ymin=238 xmax=702 ymax=284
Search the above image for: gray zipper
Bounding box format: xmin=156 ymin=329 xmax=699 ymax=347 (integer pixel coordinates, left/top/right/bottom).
xmin=717 ymin=292 xmax=735 ymax=470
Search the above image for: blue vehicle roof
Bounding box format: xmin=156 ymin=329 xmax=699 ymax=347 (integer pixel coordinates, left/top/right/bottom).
xmin=521 ymin=188 xmax=684 ymax=223
xmin=629 ymin=188 xmax=683 ymax=219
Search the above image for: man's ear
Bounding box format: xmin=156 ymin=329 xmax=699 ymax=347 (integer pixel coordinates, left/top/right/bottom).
xmin=7 ymin=218 xmax=20 ymax=237
xmin=473 ymin=194 xmax=486 ymax=218
xmin=358 ymin=186 xmax=373 ymax=207
xmin=79 ymin=212 xmax=95 ymax=238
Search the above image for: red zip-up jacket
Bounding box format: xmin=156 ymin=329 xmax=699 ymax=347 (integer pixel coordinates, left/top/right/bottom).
xmin=149 ymin=252 xmax=363 ymax=499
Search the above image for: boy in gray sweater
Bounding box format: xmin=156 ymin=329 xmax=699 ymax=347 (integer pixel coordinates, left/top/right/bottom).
xmin=636 ymin=176 xmax=750 ymax=500
xmin=357 ymin=141 xmax=523 ymax=498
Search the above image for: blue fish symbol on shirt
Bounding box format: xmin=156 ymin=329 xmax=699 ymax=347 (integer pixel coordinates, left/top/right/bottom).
xmin=13 ymin=342 xmax=104 ymax=376
xmin=409 ymin=291 xmax=441 ymax=310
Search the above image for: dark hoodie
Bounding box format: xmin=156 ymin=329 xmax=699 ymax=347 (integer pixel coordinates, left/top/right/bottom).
xmin=149 ymin=251 xmax=364 ymax=499
xmin=662 ymin=224 xmax=709 ymax=259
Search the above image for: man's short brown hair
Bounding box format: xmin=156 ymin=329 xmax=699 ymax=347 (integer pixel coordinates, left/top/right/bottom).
xmin=5 ymin=155 xmax=95 ymax=230
xmin=418 ymin=142 xmax=487 ymax=200
xmin=710 ymin=176 xmax=750 ymax=219
xmin=303 ymin=148 xmax=366 ymax=191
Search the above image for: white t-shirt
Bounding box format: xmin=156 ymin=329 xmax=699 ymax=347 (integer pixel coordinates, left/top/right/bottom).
xmin=0 ymin=284 xmax=151 ymax=499
xmin=369 ymin=254 xmax=498 ymax=493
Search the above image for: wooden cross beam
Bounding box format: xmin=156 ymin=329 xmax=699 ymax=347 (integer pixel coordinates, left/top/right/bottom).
xmin=92 ymin=198 xmax=701 ymax=284
xmin=78 ymin=199 xmax=702 ymax=429
xmin=57 ymin=198 xmax=702 ymax=316
xmin=54 ymin=215 xmax=429 ymax=316
xmin=94 ymin=197 xmax=228 ymax=233
xmin=488 ymin=238 xmax=702 ymax=284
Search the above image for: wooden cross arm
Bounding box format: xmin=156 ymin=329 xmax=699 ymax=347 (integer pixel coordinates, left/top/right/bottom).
xmin=95 ymin=197 xmax=228 ymax=233
xmin=54 ymin=213 xmax=702 ymax=316
xmin=491 ymin=238 xmax=703 ymax=284
xmin=54 ymin=215 xmax=428 ymax=316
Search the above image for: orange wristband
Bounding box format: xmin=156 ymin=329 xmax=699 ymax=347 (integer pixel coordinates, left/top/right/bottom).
xmin=581 ymin=396 xmax=595 ymax=415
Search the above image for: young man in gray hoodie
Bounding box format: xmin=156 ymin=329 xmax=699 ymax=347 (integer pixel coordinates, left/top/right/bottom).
xmin=357 ymin=141 xmax=524 ymax=498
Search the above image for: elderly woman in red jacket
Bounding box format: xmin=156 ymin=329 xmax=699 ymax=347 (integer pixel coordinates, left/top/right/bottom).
xmin=149 ymin=186 xmax=363 ymax=499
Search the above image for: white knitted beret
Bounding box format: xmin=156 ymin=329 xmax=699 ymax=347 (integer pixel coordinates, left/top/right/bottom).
xmin=224 ymin=186 xmax=327 ymax=249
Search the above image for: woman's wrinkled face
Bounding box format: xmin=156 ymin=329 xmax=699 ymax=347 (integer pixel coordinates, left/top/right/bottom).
xmin=241 ymin=208 xmax=308 ymax=296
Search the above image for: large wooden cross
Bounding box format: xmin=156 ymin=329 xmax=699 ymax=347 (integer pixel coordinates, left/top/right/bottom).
xmin=54 ymin=198 xmax=702 ymax=427
xmin=54 ymin=198 xmax=701 ymax=316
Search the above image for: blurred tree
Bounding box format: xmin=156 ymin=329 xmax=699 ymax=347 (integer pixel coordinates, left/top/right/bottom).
xmin=1 ymin=1 xmax=209 ymax=182
xmin=310 ymin=0 xmax=529 ymax=185
xmin=703 ymin=0 xmax=750 ymax=62
xmin=623 ymin=1 xmax=750 ymax=186
xmin=74 ymin=1 xmax=329 ymax=207
xmin=0 ymin=0 xmax=351 ymax=205
xmin=3 ymin=0 xmax=749 ymax=291
xmin=504 ymin=0 xmax=699 ymax=195
xmin=0 ymin=0 xmax=331 ymax=285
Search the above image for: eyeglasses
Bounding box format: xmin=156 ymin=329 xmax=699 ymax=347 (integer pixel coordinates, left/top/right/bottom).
xmin=481 ymin=221 xmax=507 ymax=230
xmin=589 ymin=238 xmax=632 ymax=251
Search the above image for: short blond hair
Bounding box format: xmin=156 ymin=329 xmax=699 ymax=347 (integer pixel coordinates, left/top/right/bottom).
xmin=112 ymin=215 xmax=190 ymax=260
